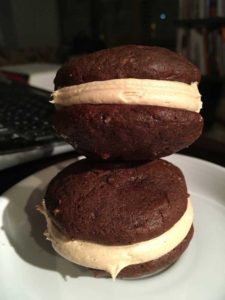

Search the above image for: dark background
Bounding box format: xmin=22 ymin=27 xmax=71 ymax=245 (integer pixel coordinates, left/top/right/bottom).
xmin=0 ymin=0 xmax=179 ymax=50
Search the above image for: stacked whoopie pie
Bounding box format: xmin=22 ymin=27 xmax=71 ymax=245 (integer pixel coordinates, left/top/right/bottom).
xmin=39 ymin=45 xmax=203 ymax=279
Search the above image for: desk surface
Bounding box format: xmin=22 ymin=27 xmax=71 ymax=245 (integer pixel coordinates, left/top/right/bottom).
xmin=0 ymin=136 xmax=224 ymax=195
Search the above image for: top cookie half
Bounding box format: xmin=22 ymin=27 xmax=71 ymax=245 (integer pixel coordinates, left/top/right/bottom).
xmin=54 ymin=45 xmax=200 ymax=88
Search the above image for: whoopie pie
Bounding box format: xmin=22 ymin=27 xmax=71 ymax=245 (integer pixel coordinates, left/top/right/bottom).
xmin=40 ymin=158 xmax=194 ymax=279
xmin=52 ymin=45 xmax=203 ymax=160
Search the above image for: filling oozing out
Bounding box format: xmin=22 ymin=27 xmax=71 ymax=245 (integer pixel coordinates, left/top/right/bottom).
xmin=39 ymin=198 xmax=193 ymax=279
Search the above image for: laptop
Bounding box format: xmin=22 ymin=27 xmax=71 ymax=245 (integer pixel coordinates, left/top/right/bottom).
xmin=0 ymin=75 xmax=72 ymax=170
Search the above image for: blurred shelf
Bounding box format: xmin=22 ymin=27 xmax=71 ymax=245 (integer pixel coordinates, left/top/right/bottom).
xmin=175 ymin=17 xmax=225 ymax=29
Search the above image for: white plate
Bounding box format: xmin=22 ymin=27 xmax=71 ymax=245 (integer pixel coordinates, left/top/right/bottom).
xmin=0 ymin=154 xmax=225 ymax=300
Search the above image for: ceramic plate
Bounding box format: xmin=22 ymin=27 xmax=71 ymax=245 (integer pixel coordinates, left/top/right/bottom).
xmin=1 ymin=154 xmax=225 ymax=300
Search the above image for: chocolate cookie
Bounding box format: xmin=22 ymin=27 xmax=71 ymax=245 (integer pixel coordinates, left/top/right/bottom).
xmin=54 ymin=45 xmax=200 ymax=88
xmin=45 ymin=158 xmax=189 ymax=245
xmin=54 ymin=104 xmax=203 ymax=161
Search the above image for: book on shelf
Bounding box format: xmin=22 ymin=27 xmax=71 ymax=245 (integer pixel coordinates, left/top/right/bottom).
xmin=179 ymin=0 xmax=225 ymax=19
xmin=217 ymin=0 xmax=225 ymax=17
xmin=177 ymin=26 xmax=225 ymax=77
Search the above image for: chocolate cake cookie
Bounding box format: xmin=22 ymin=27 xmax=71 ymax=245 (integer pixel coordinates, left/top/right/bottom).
xmin=54 ymin=45 xmax=200 ymax=87
xmin=40 ymin=158 xmax=194 ymax=279
xmin=52 ymin=45 xmax=203 ymax=160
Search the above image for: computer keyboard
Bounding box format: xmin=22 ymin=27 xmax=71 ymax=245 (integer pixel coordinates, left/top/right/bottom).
xmin=0 ymin=78 xmax=61 ymax=154
xmin=0 ymin=78 xmax=71 ymax=169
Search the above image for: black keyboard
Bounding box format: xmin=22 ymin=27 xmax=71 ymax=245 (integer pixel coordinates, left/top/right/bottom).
xmin=0 ymin=78 xmax=62 ymax=154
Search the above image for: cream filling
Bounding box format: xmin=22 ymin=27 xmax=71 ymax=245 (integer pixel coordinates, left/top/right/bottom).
xmin=39 ymin=199 xmax=193 ymax=279
xmin=51 ymin=78 xmax=202 ymax=112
